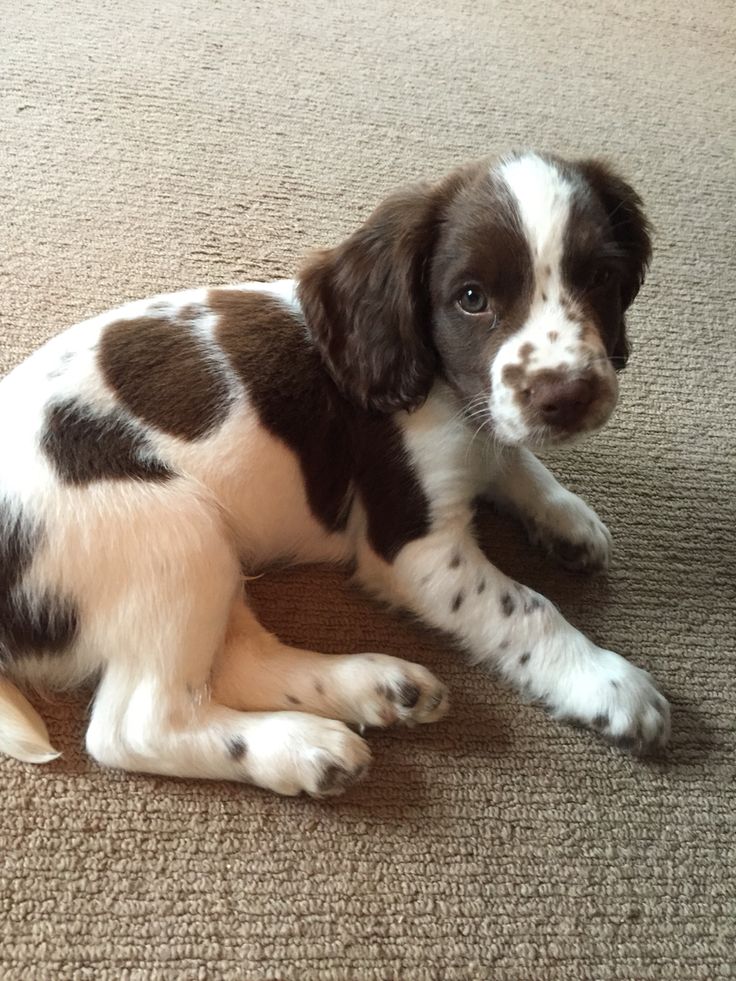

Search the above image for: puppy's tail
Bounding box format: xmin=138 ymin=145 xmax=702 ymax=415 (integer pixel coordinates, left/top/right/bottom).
xmin=0 ymin=675 xmax=60 ymax=763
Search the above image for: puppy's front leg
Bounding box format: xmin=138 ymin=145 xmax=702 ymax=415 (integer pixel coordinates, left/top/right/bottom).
xmin=486 ymin=447 xmax=612 ymax=573
xmin=358 ymin=530 xmax=669 ymax=753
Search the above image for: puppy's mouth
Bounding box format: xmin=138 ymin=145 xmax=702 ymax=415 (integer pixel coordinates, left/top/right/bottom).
xmin=489 ymin=366 xmax=619 ymax=447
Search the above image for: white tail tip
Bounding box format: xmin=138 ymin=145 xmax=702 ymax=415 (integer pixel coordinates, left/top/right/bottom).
xmin=0 ymin=676 xmax=60 ymax=764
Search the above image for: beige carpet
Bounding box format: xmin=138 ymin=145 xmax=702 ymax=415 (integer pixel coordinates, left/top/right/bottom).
xmin=1 ymin=1 xmax=734 ymax=978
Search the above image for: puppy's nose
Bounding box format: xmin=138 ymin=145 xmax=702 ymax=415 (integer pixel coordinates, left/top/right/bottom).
xmin=530 ymin=376 xmax=594 ymax=428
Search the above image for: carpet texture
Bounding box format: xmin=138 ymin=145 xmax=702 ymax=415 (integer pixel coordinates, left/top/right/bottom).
xmin=1 ymin=2 xmax=734 ymax=978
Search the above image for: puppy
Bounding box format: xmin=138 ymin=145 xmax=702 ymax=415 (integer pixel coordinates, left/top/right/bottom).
xmin=0 ymin=152 xmax=669 ymax=797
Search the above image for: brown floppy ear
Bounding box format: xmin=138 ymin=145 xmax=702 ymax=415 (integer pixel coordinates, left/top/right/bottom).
xmin=298 ymin=181 xmax=448 ymax=413
xmin=577 ymin=160 xmax=653 ymax=369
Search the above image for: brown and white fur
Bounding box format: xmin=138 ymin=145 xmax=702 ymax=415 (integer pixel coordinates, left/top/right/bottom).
xmin=0 ymin=152 xmax=669 ymax=797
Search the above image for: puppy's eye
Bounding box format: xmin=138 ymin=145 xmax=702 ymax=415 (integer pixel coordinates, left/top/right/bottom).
xmin=589 ymin=267 xmax=614 ymax=290
xmin=457 ymin=286 xmax=490 ymax=315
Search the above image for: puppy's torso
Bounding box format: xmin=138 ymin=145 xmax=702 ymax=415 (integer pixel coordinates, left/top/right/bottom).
xmin=0 ymin=280 xmax=482 ymax=685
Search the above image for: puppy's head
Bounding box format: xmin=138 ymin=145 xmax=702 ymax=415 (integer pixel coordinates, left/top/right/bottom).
xmin=298 ymin=152 xmax=651 ymax=445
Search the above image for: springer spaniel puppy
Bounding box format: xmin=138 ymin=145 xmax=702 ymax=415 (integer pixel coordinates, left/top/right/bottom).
xmin=0 ymin=152 xmax=669 ymax=797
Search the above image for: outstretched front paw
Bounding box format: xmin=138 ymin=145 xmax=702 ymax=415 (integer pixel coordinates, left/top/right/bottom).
xmin=523 ymin=491 xmax=612 ymax=573
xmin=547 ymin=649 xmax=670 ymax=754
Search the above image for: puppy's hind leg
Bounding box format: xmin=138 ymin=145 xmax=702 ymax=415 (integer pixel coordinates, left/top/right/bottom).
xmin=212 ymin=598 xmax=449 ymax=729
xmin=83 ymin=522 xmax=370 ymax=796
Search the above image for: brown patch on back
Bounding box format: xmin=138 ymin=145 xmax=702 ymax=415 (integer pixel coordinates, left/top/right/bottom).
xmin=212 ymin=289 xmax=430 ymax=559
xmin=42 ymin=399 xmax=174 ymax=485
xmin=0 ymin=503 xmax=79 ymax=663
xmin=99 ymin=310 xmax=232 ymax=441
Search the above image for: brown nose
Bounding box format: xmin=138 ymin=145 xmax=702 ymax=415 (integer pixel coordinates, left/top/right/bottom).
xmin=529 ymin=376 xmax=594 ymax=428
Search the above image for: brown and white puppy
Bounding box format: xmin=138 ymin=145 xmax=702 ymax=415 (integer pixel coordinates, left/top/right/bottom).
xmin=0 ymin=152 xmax=667 ymax=797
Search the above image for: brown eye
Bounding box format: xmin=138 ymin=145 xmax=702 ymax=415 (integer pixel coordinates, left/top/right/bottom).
xmin=589 ymin=267 xmax=614 ymax=290
xmin=457 ymin=286 xmax=489 ymax=315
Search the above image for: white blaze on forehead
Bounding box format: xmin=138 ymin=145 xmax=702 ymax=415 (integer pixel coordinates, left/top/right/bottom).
xmin=496 ymin=154 xmax=573 ymax=278
xmin=486 ymin=156 xmax=589 ymax=444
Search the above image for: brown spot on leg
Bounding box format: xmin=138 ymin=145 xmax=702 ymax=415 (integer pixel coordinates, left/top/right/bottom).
xmin=285 ymin=694 xmax=302 ymax=706
xmin=451 ymin=590 xmax=464 ymax=613
xmin=316 ymin=762 xmax=353 ymax=795
xmin=394 ymin=681 xmax=420 ymax=708
xmin=227 ymin=737 xmax=247 ymax=762
xmin=548 ymin=330 xmax=558 ymax=341
xmin=523 ymin=594 xmax=543 ymax=614
xmin=476 ymin=578 xmax=486 ymax=595
xmin=314 ymin=679 xmax=324 ymax=695
xmin=519 ymin=651 xmax=531 ymax=665
xmin=501 ymin=592 xmax=515 ymax=616
xmin=449 ymin=550 xmax=463 ymax=569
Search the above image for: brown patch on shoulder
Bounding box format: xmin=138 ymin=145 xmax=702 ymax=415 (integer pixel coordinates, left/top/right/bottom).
xmin=212 ymin=289 xmax=430 ymax=559
xmin=99 ymin=309 xmax=232 ymax=441
xmin=358 ymin=415 xmax=431 ymax=560
xmin=42 ymin=399 xmax=174 ymax=486
xmin=0 ymin=503 xmax=79 ymax=663
xmin=212 ymin=288 xmax=354 ymax=533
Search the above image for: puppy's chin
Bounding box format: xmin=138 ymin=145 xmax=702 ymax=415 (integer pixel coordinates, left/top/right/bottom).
xmin=490 ymin=409 xmax=616 ymax=451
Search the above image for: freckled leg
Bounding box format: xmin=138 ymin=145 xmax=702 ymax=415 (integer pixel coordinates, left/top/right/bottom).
xmin=485 ymin=447 xmax=612 ymax=572
xmin=67 ymin=487 xmax=369 ymax=797
xmin=83 ymin=578 xmax=370 ymax=797
xmin=356 ymin=527 xmax=669 ymax=753
xmin=87 ymin=668 xmax=371 ymax=797
xmin=211 ymin=597 xmax=449 ymax=728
